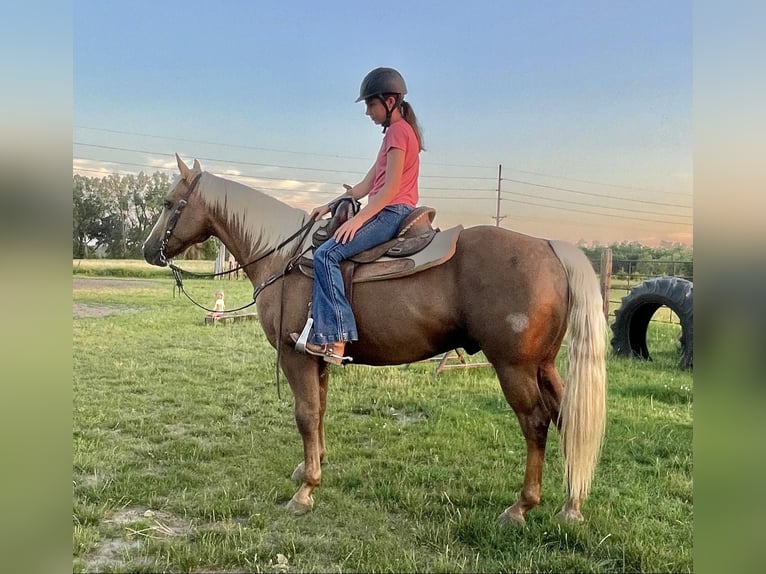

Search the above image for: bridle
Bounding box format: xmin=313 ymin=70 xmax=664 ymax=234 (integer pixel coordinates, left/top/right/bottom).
xmin=159 ymin=172 xmax=203 ymax=266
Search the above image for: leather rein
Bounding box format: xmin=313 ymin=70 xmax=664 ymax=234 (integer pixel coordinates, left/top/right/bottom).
xmin=158 ymin=173 xmax=314 ymax=314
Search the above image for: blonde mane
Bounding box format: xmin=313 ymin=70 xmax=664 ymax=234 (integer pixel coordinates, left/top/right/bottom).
xmin=197 ymin=172 xmax=308 ymax=257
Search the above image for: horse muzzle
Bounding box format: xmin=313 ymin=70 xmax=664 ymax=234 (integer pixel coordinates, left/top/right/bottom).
xmin=142 ymin=241 xmax=167 ymax=267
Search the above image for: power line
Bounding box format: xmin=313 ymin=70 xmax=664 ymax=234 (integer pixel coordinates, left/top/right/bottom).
xmin=502 ymin=166 xmax=690 ymax=197
xmin=73 ymin=157 xmax=340 ymax=184
xmin=73 ymin=166 xmax=688 ymax=228
xmin=74 ymin=125 xmax=499 ymax=170
xmin=72 ymin=166 xmax=321 ymax=195
xmin=74 ymin=143 xmax=368 ymax=176
xmin=420 ymin=195 xmax=495 ymax=200
xmin=420 ymin=186 xmax=496 ymax=192
xmin=502 ymin=212 xmax=689 ymax=235
xmin=501 ymin=189 xmax=691 ymax=220
xmin=73 ymin=165 xmax=675 ymax=233
xmin=504 ymin=197 xmax=692 ymax=226
xmin=72 ymin=156 xmax=494 ymax=200
xmin=73 ymin=128 xmax=693 ymax=226
xmin=75 ymin=167 xmax=127 ymax=175
xmin=74 ymin=142 xmax=691 ymax=214
xmin=73 ymin=154 xmax=692 ymax=221
xmin=74 ymin=125 xmax=372 ymax=162
xmin=502 ymin=177 xmax=691 ymax=209
xmin=74 ymin=125 xmax=688 ymax=196
xmin=72 ymin=160 xmax=497 ymax=201
xmin=73 ymin=142 xmax=498 ymax=181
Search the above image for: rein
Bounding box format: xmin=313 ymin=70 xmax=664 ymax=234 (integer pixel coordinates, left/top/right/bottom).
xmin=157 ymin=172 xmax=320 ymax=401
xmin=167 ymin=218 xmax=315 ymax=314
xmin=162 ymin=190 xmax=355 ymax=314
xmin=158 ymin=175 xmax=348 ymax=401
xmin=158 ymin=171 xmax=316 ymax=314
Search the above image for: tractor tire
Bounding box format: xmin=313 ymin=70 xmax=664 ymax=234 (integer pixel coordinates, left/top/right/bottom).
xmin=610 ymin=276 xmax=693 ymax=370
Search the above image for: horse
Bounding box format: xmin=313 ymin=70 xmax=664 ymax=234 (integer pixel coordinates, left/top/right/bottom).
xmin=142 ymin=155 xmax=607 ymax=525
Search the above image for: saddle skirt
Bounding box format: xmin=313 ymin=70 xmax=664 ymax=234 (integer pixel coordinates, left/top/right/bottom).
xmin=297 ymin=200 xmax=463 ymax=283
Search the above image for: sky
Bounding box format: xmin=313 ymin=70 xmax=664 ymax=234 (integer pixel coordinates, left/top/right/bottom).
xmin=73 ymin=0 xmax=692 ymax=246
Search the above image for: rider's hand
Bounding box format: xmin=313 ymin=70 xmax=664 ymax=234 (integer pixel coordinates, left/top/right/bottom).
xmin=333 ymin=215 xmax=365 ymax=244
xmin=310 ymin=204 xmax=332 ymax=221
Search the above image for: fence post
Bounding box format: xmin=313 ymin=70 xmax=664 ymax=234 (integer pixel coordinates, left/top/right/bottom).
xmin=214 ymin=241 xmax=226 ymax=279
xmin=600 ymin=248 xmax=612 ymax=321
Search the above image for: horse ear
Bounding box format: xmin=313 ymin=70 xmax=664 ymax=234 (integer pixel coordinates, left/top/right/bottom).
xmin=192 ymin=159 xmax=201 ymax=171
xmin=176 ymin=153 xmax=191 ymax=180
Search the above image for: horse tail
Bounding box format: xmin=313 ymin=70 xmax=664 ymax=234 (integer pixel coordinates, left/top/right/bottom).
xmin=549 ymin=240 xmax=607 ymax=504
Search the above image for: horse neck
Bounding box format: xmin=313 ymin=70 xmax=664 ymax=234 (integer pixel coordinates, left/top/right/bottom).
xmin=201 ymin=174 xmax=308 ymax=283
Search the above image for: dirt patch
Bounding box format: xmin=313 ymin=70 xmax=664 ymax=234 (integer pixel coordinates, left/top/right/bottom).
xmin=84 ymin=507 xmax=192 ymax=572
xmin=73 ymin=278 xmax=159 ymax=318
xmin=85 ymin=538 xmax=145 ymax=572
xmin=105 ymin=507 xmax=191 ymax=536
xmin=73 ymin=303 xmax=140 ymax=319
xmin=388 ymin=407 xmax=428 ymax=425
xmin=73 ymin=277 xmax=162 ymax=290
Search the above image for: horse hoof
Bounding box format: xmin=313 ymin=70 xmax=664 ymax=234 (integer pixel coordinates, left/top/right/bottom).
xmin=285 ymin=494 xmax=314 ymax=515
xmin=556 ymin=508 xmax=584 ymax=523
xmin=498 ymin=509 xmax=526 ymax=527
xmin=291 ymin=462 xmax=305 ymax=484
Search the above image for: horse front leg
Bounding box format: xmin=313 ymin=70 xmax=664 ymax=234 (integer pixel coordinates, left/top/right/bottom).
xmin=280 ymin=353 xmax=325 ymax=515
xmin=291 ymin=364 xmax=328 ymax=483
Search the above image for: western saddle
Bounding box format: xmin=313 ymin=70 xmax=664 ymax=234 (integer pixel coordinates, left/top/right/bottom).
xmin=298 ymin=197 xmax=463 ymax=285
xmin=311 ymin=197 xmax=438 ymax=261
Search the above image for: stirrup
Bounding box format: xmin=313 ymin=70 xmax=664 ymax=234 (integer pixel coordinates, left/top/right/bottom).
xmin=289 ymin=333 xmax=353 ymax=365
xmin=293 ymin=317 xmax=314 ymax=354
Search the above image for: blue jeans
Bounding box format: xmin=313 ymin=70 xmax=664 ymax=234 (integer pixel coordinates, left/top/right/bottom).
xmin=311 ymin=204 xmax=414 ymax=345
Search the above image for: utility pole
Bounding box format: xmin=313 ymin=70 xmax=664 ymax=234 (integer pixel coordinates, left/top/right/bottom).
xmin=492 ymin=164 xmax=505 ymax=227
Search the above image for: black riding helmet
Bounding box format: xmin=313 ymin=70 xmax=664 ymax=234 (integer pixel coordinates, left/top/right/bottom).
xmin=356 ymin=67 xmax=408 ymax=131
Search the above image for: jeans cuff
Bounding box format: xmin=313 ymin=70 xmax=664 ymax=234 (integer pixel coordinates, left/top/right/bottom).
xmin=312 ymin=331 xmax=358 ymax=345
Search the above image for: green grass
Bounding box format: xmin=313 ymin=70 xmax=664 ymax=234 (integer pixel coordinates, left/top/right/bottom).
xmin=73 ymin=269 xmax=692 ymax=573
xmin=73 ymin=258 xmax=217 ymax=278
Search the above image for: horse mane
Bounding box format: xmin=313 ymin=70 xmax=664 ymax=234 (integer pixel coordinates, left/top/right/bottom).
xmin=196 ymin=172 xmax=308 ymax=256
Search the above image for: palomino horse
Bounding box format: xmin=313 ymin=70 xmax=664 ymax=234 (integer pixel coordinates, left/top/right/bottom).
xmin=143 ymin=156 xmax=607 ymax=525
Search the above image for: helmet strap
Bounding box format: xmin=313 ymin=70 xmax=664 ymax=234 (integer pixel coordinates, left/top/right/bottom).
xmin=377 ymin=94 xmax=400 ymax=133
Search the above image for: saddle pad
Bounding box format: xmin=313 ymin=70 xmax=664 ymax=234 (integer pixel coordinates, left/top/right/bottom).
xmin=298 ymin=225 xmax=463 ymax=283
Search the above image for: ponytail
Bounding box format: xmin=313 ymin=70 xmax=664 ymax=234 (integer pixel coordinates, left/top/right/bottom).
xmin=378 ymin=93 xmax=426 ymax=152
xmin=399 ymin=100 xmax=425 ymax=152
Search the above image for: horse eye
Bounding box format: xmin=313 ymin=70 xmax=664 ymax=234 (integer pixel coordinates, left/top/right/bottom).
xmin=164 ymin=200 xmax=173 ymax=210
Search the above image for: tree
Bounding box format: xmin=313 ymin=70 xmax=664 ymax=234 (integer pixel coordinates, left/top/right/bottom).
xmin=72 ymin=171 xmax=170 ymax=258
xmin=124 ymin=171 xmax=171 ymax=258
xmin=72 ymin=171 xmax=218 ymax=260
xmin=577 ymin=240 xmax=693 ymax=280
xmin=72 ymin=175 xmax=109 ymax=258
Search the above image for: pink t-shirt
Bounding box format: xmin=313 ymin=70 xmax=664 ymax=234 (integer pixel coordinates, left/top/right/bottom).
xmin=368 ymin=119 xmax=420 ymax=207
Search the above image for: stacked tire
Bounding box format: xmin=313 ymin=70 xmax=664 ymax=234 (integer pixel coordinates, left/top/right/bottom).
xmin=610 ymin=276 xmax=693 ymax=370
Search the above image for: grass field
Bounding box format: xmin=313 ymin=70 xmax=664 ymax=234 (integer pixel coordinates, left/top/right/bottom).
xmin=73 ymin=264 xmax=692 ymax=573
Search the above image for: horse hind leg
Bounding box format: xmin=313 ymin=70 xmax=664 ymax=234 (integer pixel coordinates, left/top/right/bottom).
xmin=538 ymin=362 xmax=590 ymax=522
xmin=538 ymin=362 xmax=564 ymax=431
xmin=538 ymin=363 xmax=584 ymax=522
xmin=494 ymin=363 xmax=553 ymax=526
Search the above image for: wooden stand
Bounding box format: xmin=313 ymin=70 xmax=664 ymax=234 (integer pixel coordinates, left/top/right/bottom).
xmin=203 ymin=313 xmax=258 ymax=325
xmin=409 ymin=348 xmax=492 ymax=376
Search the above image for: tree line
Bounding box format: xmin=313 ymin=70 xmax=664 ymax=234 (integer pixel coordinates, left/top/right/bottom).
xmin=578 ymin=240 xmax=693 ymax=280
xmin=73 ymin=172 xmax=693 ymax=278
xmin=72 ymin=171 xmax=217 ymax=259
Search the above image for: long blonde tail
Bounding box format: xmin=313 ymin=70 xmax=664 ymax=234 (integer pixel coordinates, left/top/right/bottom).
xmin=549 ymin=240 xmax=607 ymax=502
